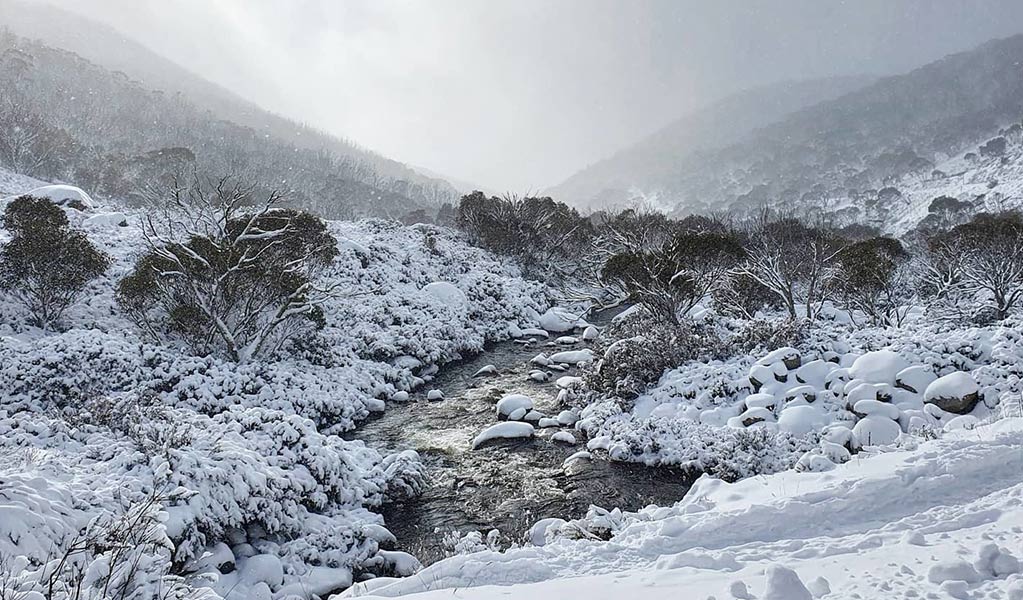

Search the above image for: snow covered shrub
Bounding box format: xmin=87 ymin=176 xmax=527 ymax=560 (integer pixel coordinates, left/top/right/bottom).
xmin=117 ymin=177 xmax=338 ymax=361
xmin=922 ymin=211 xmax=1023 ymax=322
xmin=456 ymin=191 xmax=592 ymax=284
xmin=711 ymin=271 xmax=779 ymax=319
xmin=832 ymin=236 xmax=913 ymax=326
xmin=0 ymin=195 xmax=110 ymax=329
xmin=584 ymin=311 xmax=725 ymax=399
xmin=601 ymin=230 xmax=745 ymax=326
xmin=729 ymin=318 xmax=806 ymax=355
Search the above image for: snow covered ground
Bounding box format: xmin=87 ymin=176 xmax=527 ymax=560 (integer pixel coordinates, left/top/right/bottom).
xmin=0 ymin=172 xmax=551 ymax=599
xmin=343 ymin=417 xmax=1023 ymax=599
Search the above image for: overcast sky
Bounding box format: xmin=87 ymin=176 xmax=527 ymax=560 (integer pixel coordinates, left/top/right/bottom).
xmin=28 ymin=0 xmax=1023 ymax=191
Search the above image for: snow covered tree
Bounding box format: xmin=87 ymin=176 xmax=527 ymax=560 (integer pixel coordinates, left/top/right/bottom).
xmin=923 ymin=212 xmax=1023 ymax=322
xmin=117 ymin=176 xmax=339 ymax=361
xmin=833 ymin=237 xmax=912 ymax=326
xmin=737 ymin=216 xmax=846 ymax=320
xmin=601 ymin=231 xmax=745 ymax=326
xmin=0 ymin=196 xmax=110 ymax=329
xmin=457 ymin=192 xmax=592 ymax=283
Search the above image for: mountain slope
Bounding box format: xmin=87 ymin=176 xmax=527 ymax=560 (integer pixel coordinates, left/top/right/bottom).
xmin=0 ymin=2 xmax=459 ymax=217
xmin=553 ymin=34 xmax=1023 ymax=230
xmin=548 ymin=76 xmax=874 ymax=210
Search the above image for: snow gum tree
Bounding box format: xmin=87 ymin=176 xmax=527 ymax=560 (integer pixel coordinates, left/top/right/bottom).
xmin=601 ymin=230 xmax=746 ymax=326
xmin=833 ymin=236 xmax=912 ymax=326
xmin=0 ymin=195 xmax=110 ymax=329
xmin=737 ymin=216 xmax=845 ymax=320
xmin=117 ymin=176 xmax=339 ymax=361
xmin=923 ymin=211 xmax=1023 ymax=322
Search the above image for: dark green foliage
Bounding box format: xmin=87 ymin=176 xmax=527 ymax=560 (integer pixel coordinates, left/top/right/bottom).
xmin=118 ymin=182 xmax=338 ymax=361
xmin=834 ymin=237 xmax=911 ymax=326
xmin=457 ymin=191 xmax=593 ymax=283
xmin=601 ymin=231 xmax=746 ymax=325
xmin=0 ymin=196 xmax=110 ymax=328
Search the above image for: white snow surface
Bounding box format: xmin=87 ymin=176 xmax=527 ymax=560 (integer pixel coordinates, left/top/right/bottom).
xmin=342 ymin=418 xmax=1023 ymax=600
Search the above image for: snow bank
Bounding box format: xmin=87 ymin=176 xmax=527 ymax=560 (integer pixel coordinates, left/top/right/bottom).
xmin=344 ymin=419 xmax=1023 ymax=600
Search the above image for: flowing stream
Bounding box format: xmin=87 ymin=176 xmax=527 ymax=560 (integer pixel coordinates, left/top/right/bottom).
xmin=349 ymin=314 xmax=695 ymax=565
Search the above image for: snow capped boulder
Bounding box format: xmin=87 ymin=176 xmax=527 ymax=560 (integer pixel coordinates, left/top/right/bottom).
xmin=496 ymin=394 xmax=534 ymax=419
xmin=845 ymin=382 xmax=893 ymax=404
xmin=528 ymin=370 xmax=549 ymax=382
xmin=83 ymin=212 xmax=128 ymax=227
xmin=473 ymin=364 xmax=497 ymax=377
xmin=853 ymin=399 xmax=901 ymax=420
xmin=749 ymin=363 xmax=786 ymax=390
xmin=556 ymin=410 xmax=578 ymax=426
xmin=849 ymin=350 xmax=910 ymax=384
xmin=521 ymin=328 xmax=549 ymax=338
xmin=762 ymin=565 xmax=812 ymax=600
xmin=581 ymin=325 xmax=599 ymax=341
xmin=471 ymin=422 xmax=534 ymax=448
xmin=507 ymin=407 xmax=528 ymax=421
xmin=744 ymin=392 xmax=777 ymax=410
xmin=426 ymin=389 xmax=444 ymax=401
xmin=555 ymin=375 xmax=583 ymax=389
xmin=538 ymin=307 xmax=585 ymax=332
xmin=20 ymin=184 xmax=95 ymax=210
xmin=974 ymin=543 xmax=1020 ymax=578
xmin=794 ymin=359 xmax=836 ymax=387
xmin=739 ymin=406 xmax=775 ymax=427
xmin=422 ymin=281 xmax=467 ymax=308
xmin=550 ymin=431 xmax=576 ymax=444
xmin=894 ymin=365 xmax=937 ymax=394
xmin=390 ymin=391 xmax=410 ymax=402
xmin=852 ymin=414 xmax=902 ymax=447
xmin=757 ymin=346 xmax=802 ymax=370
xmin=555 ymin=336 xmax=578 ymax=345
xmin=778 ymin=405 xmax=828 ymax=436
xmin=527 ymin=518 xmax=567 ymax=546
xmin=548 ymin=349 xmax=594 ymax=365
xmin=924 ymin=371 xmax=981 ymax=415
xmin=530 ymin=353 xmax=550 ymax=366
xmin=783 ymin=385 xmax=816 ymax=404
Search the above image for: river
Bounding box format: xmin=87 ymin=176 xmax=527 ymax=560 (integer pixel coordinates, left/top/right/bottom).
xmin=349 ymin=317 xmax=695 ymax=565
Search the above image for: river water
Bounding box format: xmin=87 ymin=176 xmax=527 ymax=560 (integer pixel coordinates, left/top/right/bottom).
xmin=350 ymin=324 xmax=695 ymax=565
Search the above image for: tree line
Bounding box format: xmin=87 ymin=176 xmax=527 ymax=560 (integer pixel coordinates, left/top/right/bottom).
xmin=456 ymin=191 xmax=1023 ymax=329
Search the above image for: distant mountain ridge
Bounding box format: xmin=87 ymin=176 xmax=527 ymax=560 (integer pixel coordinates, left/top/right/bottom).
xmin=551 ymin=34 xmax=1023 ymax=232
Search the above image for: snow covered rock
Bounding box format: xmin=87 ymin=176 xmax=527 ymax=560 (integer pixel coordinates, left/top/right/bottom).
xmin=426 ymin=389 xmax=444 ymax=401
xmin=473 ymin=364 xmax=497 ymax=377
xmin=390 ymin=391 xmax=410 ymax=402
xmin=852 ymin=414 xmax=902 ymax=447
xmin=924 ymin=371 xmax=981 ymax=414
xmin=894 ymin=365 xmax=937 ymax=394
xmin=528 ymin=370 xmax=550 ymax=382
xmin=548 ymin=349 xmax=594 ymax=365
xmin=530 ymin=353 xmax=550 ymax=366
xmin=471 ymin=422 xmax=535 ymax=448
xmin=849 ymin=350 xmax=911 ymax=384
xmin=496 ymin=394 xmax=534 ymax=419
xmin=538 ymin=307 xmax=585 ymax=332
xmin=555 ymin=336 xmax=578 ymax=345
xmin=550 ymin=431 xmax=576 ymax=444
xmin=18 ymin=184 xmax=94 ymax=210
xmin=853 ymin=399 xmax=901 ymax=420
xmin=975 ymin=543 xmax=1020 ymax=578
xmin=762 ymin=565 xmax=812 ymax=600
xmin=757 ymin=346 xmax=802 ymax=370
xmin=581 ymin=325 xmax=599 ymax=341
xmin=778 ymin=405 xmax=828 ymax=436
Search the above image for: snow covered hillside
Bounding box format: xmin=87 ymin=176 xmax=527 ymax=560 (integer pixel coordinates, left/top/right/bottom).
xmin=343 ymin=418 xmax=1023 ymax=600
xmin=0 ymin=174 xmax=549 ymax=599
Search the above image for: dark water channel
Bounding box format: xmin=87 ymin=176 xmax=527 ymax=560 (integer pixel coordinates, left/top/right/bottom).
xmin=349 ymin=316 xmax=695 ymax=565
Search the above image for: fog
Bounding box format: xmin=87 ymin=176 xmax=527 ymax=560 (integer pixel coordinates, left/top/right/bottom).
xmin=25 ymin=0 xmax=1023 ymax=191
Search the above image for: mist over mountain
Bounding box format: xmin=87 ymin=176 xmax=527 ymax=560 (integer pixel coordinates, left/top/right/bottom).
xmin=553 ymin=34 xmax=1023 ymax=231
xmin=0 ymin=1 xmax=461 ymax=218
